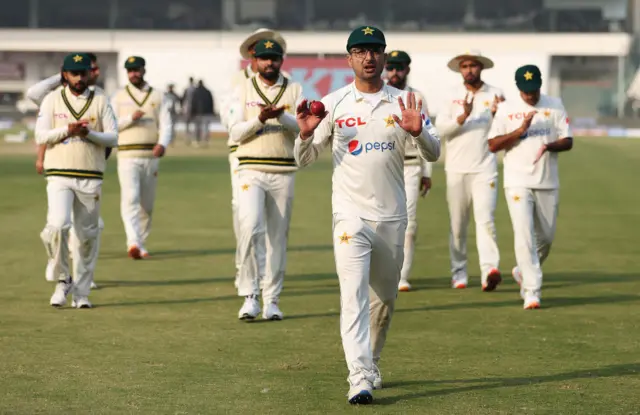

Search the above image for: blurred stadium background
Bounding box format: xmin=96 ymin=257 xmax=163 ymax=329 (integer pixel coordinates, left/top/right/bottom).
xmin=0 ymin=0 xmax=639 ymax=139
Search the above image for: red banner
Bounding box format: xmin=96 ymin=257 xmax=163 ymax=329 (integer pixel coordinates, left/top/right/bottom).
xmin=242 ymin=56 xmax=354 ymax=100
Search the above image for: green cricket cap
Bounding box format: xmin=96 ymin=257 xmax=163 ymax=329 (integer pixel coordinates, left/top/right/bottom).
xmin=515 ymin=64 xmax=542 ymax=92
xmin=346 ymin=26 xmax=386 ymax=51
xmin=62 ymin=53 xmax=91 ymax=71
xmin=386 ymin=50 xmax=411 ymax=65
xmin=253 ymin=39 xmax=284 ymax=58
xmin=124 ymin=56 xmax=146 ymax=69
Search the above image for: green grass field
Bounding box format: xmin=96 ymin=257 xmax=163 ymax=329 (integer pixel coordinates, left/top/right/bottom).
xmin=1 ymin=137 xmax=639 ymax=414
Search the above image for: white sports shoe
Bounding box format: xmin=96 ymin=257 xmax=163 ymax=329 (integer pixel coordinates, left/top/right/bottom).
xmin=398 ymin=280 xmax=411 ymax=292
xmin=523 ymin=294 xmax=541 ymax=310
xmin=238 ymin=296 xmax=260 ymax=320
xmin=45 ymin=260 xmax=56 ymax=282
xmin=90 ymin=281 xmax=98 ymax=289
xmin=373 ymin=364 xmax=382 ymax=390
xmin=347 ymin=379 xmax=373 ymax=405
xmin=451 ymin=271 xmax=468 ymax=289
xmin=263 ymin=302 xmax=283 ymax=321
xmin=72 ymin=296 xmax=93 ymax=309
xmin=50 ymin=279 xmax=72 ymax=307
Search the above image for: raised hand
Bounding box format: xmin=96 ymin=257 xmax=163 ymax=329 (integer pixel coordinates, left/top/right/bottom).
xmin=463 ymin=92 xmax=474 ymax=116
xmin=392 ymin=92 xmax=423 ymax=137
xmin=296 ymin=99 xmax=327 ymax=139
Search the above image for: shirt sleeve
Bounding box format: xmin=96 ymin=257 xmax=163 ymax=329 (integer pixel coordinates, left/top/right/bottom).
xmin=421 ymin=159 xmax=432 ymax=178
xmin=227 ymin=85 xmax=265 ymax=144
xmin=26 ymin=74 xmax=61 ymax=106
xmin=487 ymin=107 xmax=507 ymax=139
xmin=434 ymin=98 xmax=464 ymax=138
xmin=157 ymin=99 xmax=174 ymax=147
xmin=85 ymin=100 xmax=118 ymax=147
xmin=409 ymin=114 xmax=441 ymax=162
xmin=294 ymin=96 xmax=334 ymax=168
xmin=34 ymin=93 xmax=68 ymax=145
xmin=555 ymin=102 xmax=572 ymax=139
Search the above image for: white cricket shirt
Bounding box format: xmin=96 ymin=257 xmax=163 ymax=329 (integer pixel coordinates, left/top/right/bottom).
xmin=294 ymin=83 xmax=441 ymax=222
xmin=488 ymin=94 xmax=572 ymax=189
xmin=436 ymin=82 xmax=503 ymax=174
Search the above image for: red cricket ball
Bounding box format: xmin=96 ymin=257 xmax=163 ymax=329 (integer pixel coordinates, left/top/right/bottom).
xmin=309 ymin=100 xmax=325 ymax=116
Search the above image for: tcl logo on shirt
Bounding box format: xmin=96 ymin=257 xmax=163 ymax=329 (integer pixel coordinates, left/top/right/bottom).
xmin=54 ymin=113 xmax=69 ymax=119
xmin=336 ymin=117 xmax=366 ymax=128
xmin=508 ymin=112 xmax=536 ymax=120
xmin=246 ymin=101 xmax=264 ymax=107
xmin=347 ymin=139 xmax=396 ymax=156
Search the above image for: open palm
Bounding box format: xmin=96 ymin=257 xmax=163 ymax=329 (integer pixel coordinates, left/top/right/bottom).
xmin=392 ymin=92 xmax=423 ymax=137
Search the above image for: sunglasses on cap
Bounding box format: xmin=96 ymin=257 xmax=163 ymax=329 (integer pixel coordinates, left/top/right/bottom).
xmin=385 ymin=64 xmax=406 ymax=71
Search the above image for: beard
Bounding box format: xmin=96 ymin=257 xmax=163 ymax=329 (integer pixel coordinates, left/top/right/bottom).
xmin=259 ymin=68 xmax=279 ymax=81
xmin=69 ymin=81 xmax=88 ymax=94
xmin=129 ymin=76 xmax=144 ymax=88
xmin=387 ymin=75 xmax=405 ymax=89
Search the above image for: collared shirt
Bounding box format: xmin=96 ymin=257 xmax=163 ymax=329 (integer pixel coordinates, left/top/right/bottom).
xmin=488 ymin=94 xmax=572 ymax=189
xmin=110 ymin=82 xmax=174 ymax=147
xmin=227 ymin=73 xmax=302 ymax=144
xmin=436 ymin=82 xmax=504 ymax=174
xmin=294 ymin=82 xmax=441 ymax=222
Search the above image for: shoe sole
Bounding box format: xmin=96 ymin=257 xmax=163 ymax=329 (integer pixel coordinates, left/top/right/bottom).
xmin=264 ymin=315 xmax=283 ymax=321
xmin=50 ymin=303 xmax=65 ymax=308
xmin=398 ymin=286 xmax=410 ymax=292
xmin=349 ymin=391 xmax=373 ymax=405
xmin=452 ymin=283 xmax=467 ymax=289
xmin=524 ymin=302 xmax=541 ymax=310
xmin=239 ymin=314 xmax=258 ymax=321
xmin=482 ymin=272 xmax=502 ymax=292
xmin=128 ymin=247 xmax=142 ymax=260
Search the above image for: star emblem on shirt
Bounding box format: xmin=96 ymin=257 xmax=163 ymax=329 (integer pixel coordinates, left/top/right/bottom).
xmin=484 ymin=101 xmax=490 ymax=107
xmin=490 ymin=181 xmax=495 ymax=189
xmin=513 ymin=195 xmax=521 ymax=202
xmin=73 ymin=54 xmax=83 ymax=63
xmin=384 ymin=115 xmax=395 ymax=127
xmin=339 ymin=232 xmax=352 ymax=244
xmin=524 ymin=71 xmax=534 ymax=81
xmin=544 ymin=110 xmax=551 ymax=118
xmin=362 ymin=27 xmax=375 ymax=35
xmin=264 ymin=40 xmax=274 ymax=49
xmin=241 ymin=184 xmax=249 ymax=191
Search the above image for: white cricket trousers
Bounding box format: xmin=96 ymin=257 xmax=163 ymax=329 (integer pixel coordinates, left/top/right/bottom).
xmin=401 ymin=164 xmax=424 ymax=282
xmin=118 ymin=157 xmax=159 ymax=248
xmin=236 ymin=169 xmax=294 ymax=303
xmin=40 ymin=177 xmax=102 ymax=296
xmin=505 ymin=188 xmax=559 ymax=298
xmin=68 ymin=216 xmax=104 ymax=278
xmin=446 ymin=170 xmax=500 ymax=280
xmin=332 ymin=213 xmax=406 ymax=387
xmin=229 ymin=154 xmax=266 ymax=277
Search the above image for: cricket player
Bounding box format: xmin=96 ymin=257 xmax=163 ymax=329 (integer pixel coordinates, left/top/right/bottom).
xmin=111 ymin=56 xmax=174 ymax=259
xmin=488 ymin=65 xmax=573 ymax=309
xmin=221 ymin=28 xmax=287 ymax=288
xmin=294 ymin=27 xmax=440 ymax=404
xmin=226 ymin=39 xmax=303 ymax=321
xmin=384 ymin=50 xmax=432 ymax=292
xmin=35 ymin=52 xmax=118 ymax=308
xmin=435 ymin=50 xmax=504 ymax=291
xmin=27 ymin=52 xmax=106 ymax=289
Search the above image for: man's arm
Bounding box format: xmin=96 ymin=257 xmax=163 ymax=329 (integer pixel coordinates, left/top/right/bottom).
xmin=227 ymin=86 xmax=266 ymax=144
xmin=110 ymin=93 xmax=136 ymax=131
xmin=410 ymin=115 xmax=441 ymax=162
xmin=35 ymin=94 xmax=69 ymax=145
xmin=421 ymin=158 xmax=432 ymax=178
xmin=435 ymin=98 xmax=471 ymax=138
xmin=84 ymin=101 xmax=118 ymax=147
xmin=488 ymin=109 xmax=536 ymax=153
xmin=294 ymin=98 xmax=333 ymax=168
xmin=35 ymin=144 xmax=47 ymax=174
xmin=26 ymin=74 xmax=61 ymax=106
xmin=157 ymin=99 xmax=174 ymax=148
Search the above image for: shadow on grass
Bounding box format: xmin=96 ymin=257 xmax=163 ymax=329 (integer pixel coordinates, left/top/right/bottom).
xmin=376 ymin=363 xmax=640 ymax=405
xmin=98 ymin=244 xmax=333 ymax=261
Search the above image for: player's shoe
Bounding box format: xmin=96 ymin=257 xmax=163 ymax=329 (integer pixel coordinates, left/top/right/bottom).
xmin=398 ymin=280 xmax=411 ymax=292
xmin=90 ymin=281 xmax=99 ymax=289
xmin=347 ymin=380 xmax=373 ymax=405
xmin=263 ymin=302 xmax=283 ymax=321
xmin=451 ymin=271 xmax=468 ymax=289
xmin=140 ymin=247 xmax=151 ymax=259
xmin=373 ymin=364 xmax=383 ymax=390
xmin=511 ymin=266 xmax=523 ymax=286
xmin=523 ymin=294 xmax=541 ymax=310
xmin=127 ymin=245 xmax=142 ymax=260
xmin=72 ymin=296 xmax=93 ymax=309
xmin=50 ymin=278 xmax=72 ymax=307
xmin=482 ymin=268 xmax=502 ymax=292
xmin=238 ymin=295 xmax=260 ymax=320
xmin=45 ymin=260 xmax=56 ymax=282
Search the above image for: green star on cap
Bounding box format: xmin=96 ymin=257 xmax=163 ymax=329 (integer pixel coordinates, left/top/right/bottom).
xmin=386 ymin=50 xmax=411 ymax=65
xmin=62 ymin=53 xmax=91 ymax=71
xmin=515 ymin=64 xmax=542 ymax=92
xmin=346 ymin=25 xmax=386 ymax=51
xmin=253 ymin=39 xmax=284 ymax=58
xmin=124 ymin=56 xmax=146 ymax=69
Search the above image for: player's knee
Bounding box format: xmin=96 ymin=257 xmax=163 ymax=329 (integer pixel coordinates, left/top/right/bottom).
xmin=40 ymin=223 xmax=70 ymax=244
